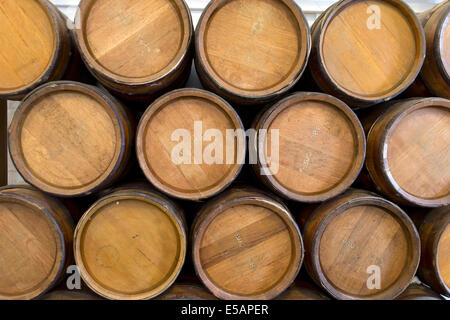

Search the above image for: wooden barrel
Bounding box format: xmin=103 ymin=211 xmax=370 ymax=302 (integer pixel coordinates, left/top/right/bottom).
xmin=73 ymin=0 xmax=194 ymax=101
xmin=417 ymin=206 xmax=450 ymax=297
xmin=0 ymin=185 xmax=74 ymax=300
xmin=395 ymin=283 xmax=443 ymax=300
xmin=136 ymin=88 xmax=245 ymax=201
xmin=252 ymin=92 xmax=366 ymax=202
xmin=363 ymin=98 xmax=450 ymax=207
xmin=195 ymin=0 xmax=311 ymax=106
xmin=192 ymin=188 xmax=303 ymax=300
xmin=39 ymin=289 xmax=103 ymax=300
xmin=8 ymin=81 xmax=134 ymax=198
xmin=302 ymin=189 xmax=420 ymax=300
xmin=276 ymin=281 xmax=330 ymax=300
xmin=309 ymin=0 xmax=426 ymax=108
xmin=74 ymin=187 xmax=187 ymax=300
xmin=0 ymin=0 xmax=72 ymax=100
xmin=408 ymin=2 xmax=449 ymax=99
xmin=156 ymin=284 xmax=217 ymax=300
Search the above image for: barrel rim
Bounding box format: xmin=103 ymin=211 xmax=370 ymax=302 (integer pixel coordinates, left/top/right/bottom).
xmin=191 ymin=189 xmax=304 ymax=300
xmin=434 ymin=3 xmax=450 ymax=83
xmin=0 ymin=188 xmax=66 ymax=300
xmin=73 ymin=0 xmax=194 ymax=88
xmin=195 ymin=0 xmax=311 ymax=103
xmin=255 ymin=91 xmax=366 ymax=203
xmin=73 ymin=188 xmax=187 ymax=300
xmin=308 ymin=192 xmax=420 ymax=300
xmin=136 ymin=88 xmax=246 ymax=201
xmin=312 ymin=0 xmax=426 ymax=105
xmin=8 ymin=81 xmax=129 ymax=197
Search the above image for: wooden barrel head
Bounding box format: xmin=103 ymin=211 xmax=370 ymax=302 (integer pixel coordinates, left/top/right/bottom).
xmin=438 ymin=223 xmax=450 ymax=290
xmin=195 ymin=0 xmax=310 ymax=104
xmin=312 ymin=0 xmax=425 ymax=105
xmin=367 ymin=98 xmax=450 ymax=207
xmin=304 ymin=190 xmax=420 ymax=300
xmin=255 ymin=93 xmax=365 ymax=202
xmin=75 ymin=0 xmax=192 ymax=94
xmin=40 ymin=289 xmax=103 ymax=300
xmin=74 ymin=189 xmax=186 ymax=300
xmin=439 ymin=8 xmax=450 ymax=80
xmin=0 ymin=0 xmax=67 ymax=99
xmin=9 ymin=82 xmax=131 ymax=197
xmin=156 ymin=284 xmax=217 ymax=300
xmin=137 ymin=89 xmax=245 ymax=200
xmin=276 ymin=286 xmax=329 ymax=300
xmin=395 ymin=283 xmax=443 ymax=300
xmin=0 ymin=189 xmax=69 ymax=300
xmin=192 ymin=189 xmax=303 ymax=300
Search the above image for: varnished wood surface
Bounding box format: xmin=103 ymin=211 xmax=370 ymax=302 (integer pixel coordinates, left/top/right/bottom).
xmin=74 ymin=187 xmax=187 ymax=300
xmin=276 ymin=280 xmax=330 ymax=300
xmin=252 ymin=92 xmax=366 ymax=202
xmin=136 ymin=88 xmax=245 ymax=200
xmin=302 ymin=189 xmax=420 ymax=300
xmin=156 ymin=283 xmax=217 ymax=300
xmin=74 ymin=0 xmax=194 ymax=100
xmin=195 ymin=0 xmax=311 ymax=105
xmin=0 ymin=185 xmax=74 ymax=300
xmin=396 ymin=283 xmax=443 ymax=300
xmin=0 ymin=0 xmax=72 ymax=100
xmin=192 ymin=188 xmax=303 ymax=300
xmin=39 ymin=288 xmax=103 ymax=300
xmin=309 ymin=0 xmax=426 ymax=107
xmin=8 ymin=81 xmax=134 ymax=197
xmin=363 ymin=98 xmax=450 ymax=207
xmin=418 ymin=205 xmax=450 ymax=297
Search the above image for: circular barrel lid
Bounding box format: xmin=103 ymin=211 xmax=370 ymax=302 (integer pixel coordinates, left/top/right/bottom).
xmin=0 ymin=191 xmax=66 ymax=300
xmin=192 ymin=189 xmax=303 ymax=300
xmin=317 ymin=0 xmax=425 ymax=103
xmin=8 ymin=81 xmax=128 ymax=197
xmin=0 ymin=0 xmax=63 ymax=98
xmin=74 ymin=190 xmax=186 ymax=300
xmin=136 ymin=88 xmax=245 ymax=200
xmin=256 ymin=92 xmax=365 ymax=202
xmin=74 ymin=0 xmax=192 ymax=88
xmin=196 ymin=0 xmax=310 ymax=103
xmin=437 ymin=222 xmax=450 ymax=290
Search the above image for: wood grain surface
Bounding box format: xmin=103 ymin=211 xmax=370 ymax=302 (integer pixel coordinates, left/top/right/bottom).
xmin=0 ymin=185 xmax=74 ymax=300
xmin=309 ymin=0 xmax=426 ymax=107
xmin=8 ymin=81 xmax=134 ymax=197
xmin=301 ymin=189 xmax=420 ymax=300
xmin=192 ymin=188 xmax=303 ymax=300
xmin=252 ymin=92 xmax=366 ymax=202
xmin=195 ymin=0 xmax=311 ymax=105
xmin=74 ymin=187 xmax=187 ymax=300
xmin=395 ymin=283 xmax=444 ymax=300
xmin=156 ymin=283 xmax=217 ymax=300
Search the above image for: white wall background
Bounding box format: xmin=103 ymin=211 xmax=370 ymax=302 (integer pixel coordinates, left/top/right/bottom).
xmin=51 ymin=0 xmax=445 ymax=26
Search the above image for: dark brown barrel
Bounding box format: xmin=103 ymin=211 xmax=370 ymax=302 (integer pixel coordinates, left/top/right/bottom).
xmin=395 ymin=283 xmax=444 ymax=300
xmin=195 ymin=0 xmax=311 ymax=106
xmin=8 ymin=81 xmax=134 ymax=197
xmin=362 ymin=98 xmax=450 ymax=207
xmin=73 ymin=0 xmax=194 ymax=101
xmin=417 ymin=206 xmax=450 ymax=297
xmin=0 ymin=185 xmax=74 ymax=300
xmin=156 ymin=284 xmax=217 ymax=300
xmin=252 ymin=92 xmax=365 ymax=202
xmin=276 ymin=280 xmax=330 ymax=300
xmin=192 ymin=187 xmax=303 ymax=300
xmin=74 ymin=187 xmax=187 ymax=300
xmin=0 ymin=0 xmax=72 ymax=100
xmin=407 ymin=2 xmax=449 ymax=99
xmin=302 ymin=189 xmax=420 ymax=300
xmin=136 ymin=88 xmax=245 ymax=201
xmin=308 ymin=0 xmax=425 ymax=108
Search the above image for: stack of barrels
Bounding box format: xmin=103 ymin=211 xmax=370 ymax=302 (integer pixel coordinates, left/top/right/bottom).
xmin=0 ymin=0 xmax=448 ymax=300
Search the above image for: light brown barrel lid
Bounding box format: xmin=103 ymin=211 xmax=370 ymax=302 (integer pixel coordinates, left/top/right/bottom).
xmin=381 ymin=98 xmax=449 ymax=206
xmin=74 ymin=0 xmax=192 ymax=86
xmin=319 ymin=0 xmax=425 ymax=102
xmin=256 ymin=92 xmax=365 ymax=202
xmin=196 ymin=0 xmax=310 ymax=100
xmin=192 ymin=190 xmax=303 ymax=300
xmin=438 ymin=223 xmax=450 ymax=289
xmin=0 ymin=0 xmax=60 ymax=97
xmin=74 ymin=192 xmax=186 ymax=300
xmin=136 ymin=88 xmax=245 ymax=200
xmin=0 ymin=193 xmax=65 ymax=300
xmin=312 ymin=196 xmax=420 ymax=299
xmin=8 ymin=82 xmax=127 ymax=197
